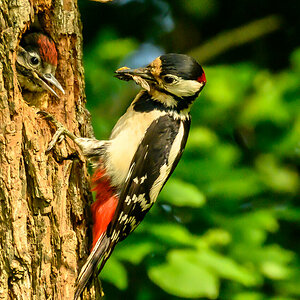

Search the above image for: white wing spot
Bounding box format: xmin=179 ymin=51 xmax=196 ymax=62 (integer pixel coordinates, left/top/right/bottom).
xmin=111 ymin=230 xmax=120 ymax=241
xmin=125 ymin=195 xmax=131 ymax=205
xmin=130 ymin=219 xmax=137 ymax=231
xmin=132 ymin=174 xmax=148 ymax=185
xmin=137 ymin=193 xmax=149 ymax=211
xmin=144 ymin=151 xmax=148 ymax=159
xmin=118 ymin=212 xmax=128 ymax=223
xmin=121 ymin=214 xmax=128 ymax=223
xmin=140 ymin=174 xmax=147 ymax=184
xmin=118 ymin=211 xmax=123 ymax=221
xmin=125 ymin=162 xmax=135 ymax=183
xmin=132 ymin=194 xmax=138 ymax=203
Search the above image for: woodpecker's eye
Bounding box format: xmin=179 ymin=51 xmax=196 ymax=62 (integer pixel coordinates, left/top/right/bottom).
xmin=163 ymin=75 xmax=176 ymax=84
xmin=30 ymin=56 xmax=40 ymax=66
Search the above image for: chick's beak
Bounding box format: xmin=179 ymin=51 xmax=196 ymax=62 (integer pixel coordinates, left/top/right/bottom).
xmin=115 ymin=67 xmax=155 ymax=82
xmin=32 ymin=71 xmax=65 ymax=98
xmin=41 ymin=73 xmax=65 ymax=98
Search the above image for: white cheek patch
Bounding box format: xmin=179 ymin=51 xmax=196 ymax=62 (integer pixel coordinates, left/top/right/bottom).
xmin=166 ymin=79 xmax=203 ymax=97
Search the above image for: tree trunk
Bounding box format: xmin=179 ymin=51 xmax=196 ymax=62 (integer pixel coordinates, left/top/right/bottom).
xmin=0 ymin=1 xmax=100 ymax=299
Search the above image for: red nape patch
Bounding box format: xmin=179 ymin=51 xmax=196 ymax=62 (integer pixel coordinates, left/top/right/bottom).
xmin=197 ymin=71 xmax=207 ymax=84
xmin=36 ymin=34 xmax=58 ymax=66
xmin=90 ymin=168 xmax=118 ymax=249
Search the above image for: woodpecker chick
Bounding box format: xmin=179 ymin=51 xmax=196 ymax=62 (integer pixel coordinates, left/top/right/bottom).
xmin=16 ymin=33 xmax=65 ymax=98
xmin=40 ymin=53 xmax=206 ymax=299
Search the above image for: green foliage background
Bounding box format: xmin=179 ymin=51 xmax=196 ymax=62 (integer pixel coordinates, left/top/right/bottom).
xmin=79 ymin=0 xmax=300 ymax=299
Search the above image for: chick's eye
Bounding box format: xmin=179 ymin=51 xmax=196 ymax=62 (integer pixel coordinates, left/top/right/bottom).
xmin=30 ymin=56 xmax=40 ymax=66
xmin=163 ymin=75 xmax=175 ymax=84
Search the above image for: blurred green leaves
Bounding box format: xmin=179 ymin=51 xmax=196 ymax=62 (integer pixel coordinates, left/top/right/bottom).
xmin=101 ymin=256 xmax=128 ymax=290
xmin=84 ymin=29 xmax=138 ymax=137
xmin=148 ymin=250 xmax=219 ymax=299
xmin=85 ymin=30 xmax=137 ymax=100
xmin=85 ymin=23 xmax=300 ymax=300
xmin=160 ymin=178 xmax=206 ymax=207
xmin=255 ymin=154 xmax=298 ymax=193
xmin=181 ymin=0 xmax=218 ymax=19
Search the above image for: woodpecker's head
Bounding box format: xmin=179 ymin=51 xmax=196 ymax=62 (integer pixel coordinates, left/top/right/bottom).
xmin=16 ymin=33 xmax=65 ymax=98
xmin=115 ymin=53 xmax=206 ymax=110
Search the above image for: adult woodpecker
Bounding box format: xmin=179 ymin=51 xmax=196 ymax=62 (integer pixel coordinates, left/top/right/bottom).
xmin=16 ymin=33 xmax=65 ymax=98
xmin=40 ymin=53 xmax=206 ymax=299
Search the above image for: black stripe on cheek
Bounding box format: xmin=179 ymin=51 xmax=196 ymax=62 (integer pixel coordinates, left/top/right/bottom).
xmin=133 ymin=91 xmax=197 ymax=114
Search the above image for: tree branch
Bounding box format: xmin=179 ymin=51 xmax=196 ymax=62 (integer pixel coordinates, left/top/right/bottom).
xmin=189 ymin=15 xmax=281 ymax=63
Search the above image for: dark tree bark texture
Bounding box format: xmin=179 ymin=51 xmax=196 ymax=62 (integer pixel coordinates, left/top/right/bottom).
xmin=0 ymin=1 xmax=100 ymax=299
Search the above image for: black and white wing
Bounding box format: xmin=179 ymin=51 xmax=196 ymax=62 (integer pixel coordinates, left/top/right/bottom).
xmin=100 ymin=114 xmax=190 ymax=270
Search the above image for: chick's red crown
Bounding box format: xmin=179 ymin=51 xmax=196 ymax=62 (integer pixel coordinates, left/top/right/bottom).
xmin=35 ymin=34 xmax=58 ymax=66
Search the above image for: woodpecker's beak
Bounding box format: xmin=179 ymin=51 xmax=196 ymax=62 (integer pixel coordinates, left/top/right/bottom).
xmin=41 ymin=73 xmax=65 ymax=98
xmin=32 ymin=72 xmax=65 ymax=98
xmin=115 ymin=67 xmax=155 ymax=82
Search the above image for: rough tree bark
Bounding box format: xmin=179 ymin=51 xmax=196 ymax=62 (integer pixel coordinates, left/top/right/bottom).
xmin=0 ymin=1 xmax=101 ymax=299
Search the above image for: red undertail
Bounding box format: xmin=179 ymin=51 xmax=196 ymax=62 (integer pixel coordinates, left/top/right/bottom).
xmin=91 ymin=167 xmax=118 ymax=249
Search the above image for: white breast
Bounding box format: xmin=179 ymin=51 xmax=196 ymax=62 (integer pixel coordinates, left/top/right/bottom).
xmin=105 ymin=107 xmax=165 ymax=188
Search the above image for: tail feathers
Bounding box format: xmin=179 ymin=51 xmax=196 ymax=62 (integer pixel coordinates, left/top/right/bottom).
xmin=74 ymin=234 xmax=110 ymax=300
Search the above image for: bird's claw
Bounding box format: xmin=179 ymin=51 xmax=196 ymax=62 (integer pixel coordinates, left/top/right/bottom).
xmin=45 ymin=126 xmax=66 ymax=153
xmin=37 ymin=110 xmax=69 ymax=154
xmin=37 ymin=110 xmax=62 ymax=128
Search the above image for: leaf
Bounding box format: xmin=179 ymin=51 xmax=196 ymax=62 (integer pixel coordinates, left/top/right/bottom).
xmin=255 ymin=154 xmax=299 ymax=193
xmin=204 ymin=65 xmax=256 ymax=107
xmin=148 ymin=250 xmax=219 ymax=299
xmin=290 ymin=47 xmax=300 ymax=71
xmin=115 ymin=240 xmax=160 ymax=265
xmin=202 ymin=228 xmax=232 ymax=246
xmin=186 ymin=126 xmax=218 ymax=151
xmin=100 ymin=257 xmax=128 ymax=290
xmin=144 ymin=222 xmax=199 ymax=247
xmin=260 ymin=261 xmax=291 ymax=280
xmin=159 ymin=178 xmax=206 ymax=207
xmin=205 ymin=168 xmax=262 ymax=200
xmin=193 ymin=249 xmax=259 ymax=286
xmin=233 ymin=292 xmax=265 ymax=300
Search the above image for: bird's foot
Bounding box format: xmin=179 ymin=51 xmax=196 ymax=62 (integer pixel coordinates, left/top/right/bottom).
xmin=38 ymin=111 xmax=76 ymax=154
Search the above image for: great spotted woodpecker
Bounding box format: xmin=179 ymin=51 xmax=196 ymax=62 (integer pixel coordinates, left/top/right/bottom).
xmin=16 ymin=33 xmax=65 ymax=98
xmin=39 ymin=53 xmax=206 ymax=299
